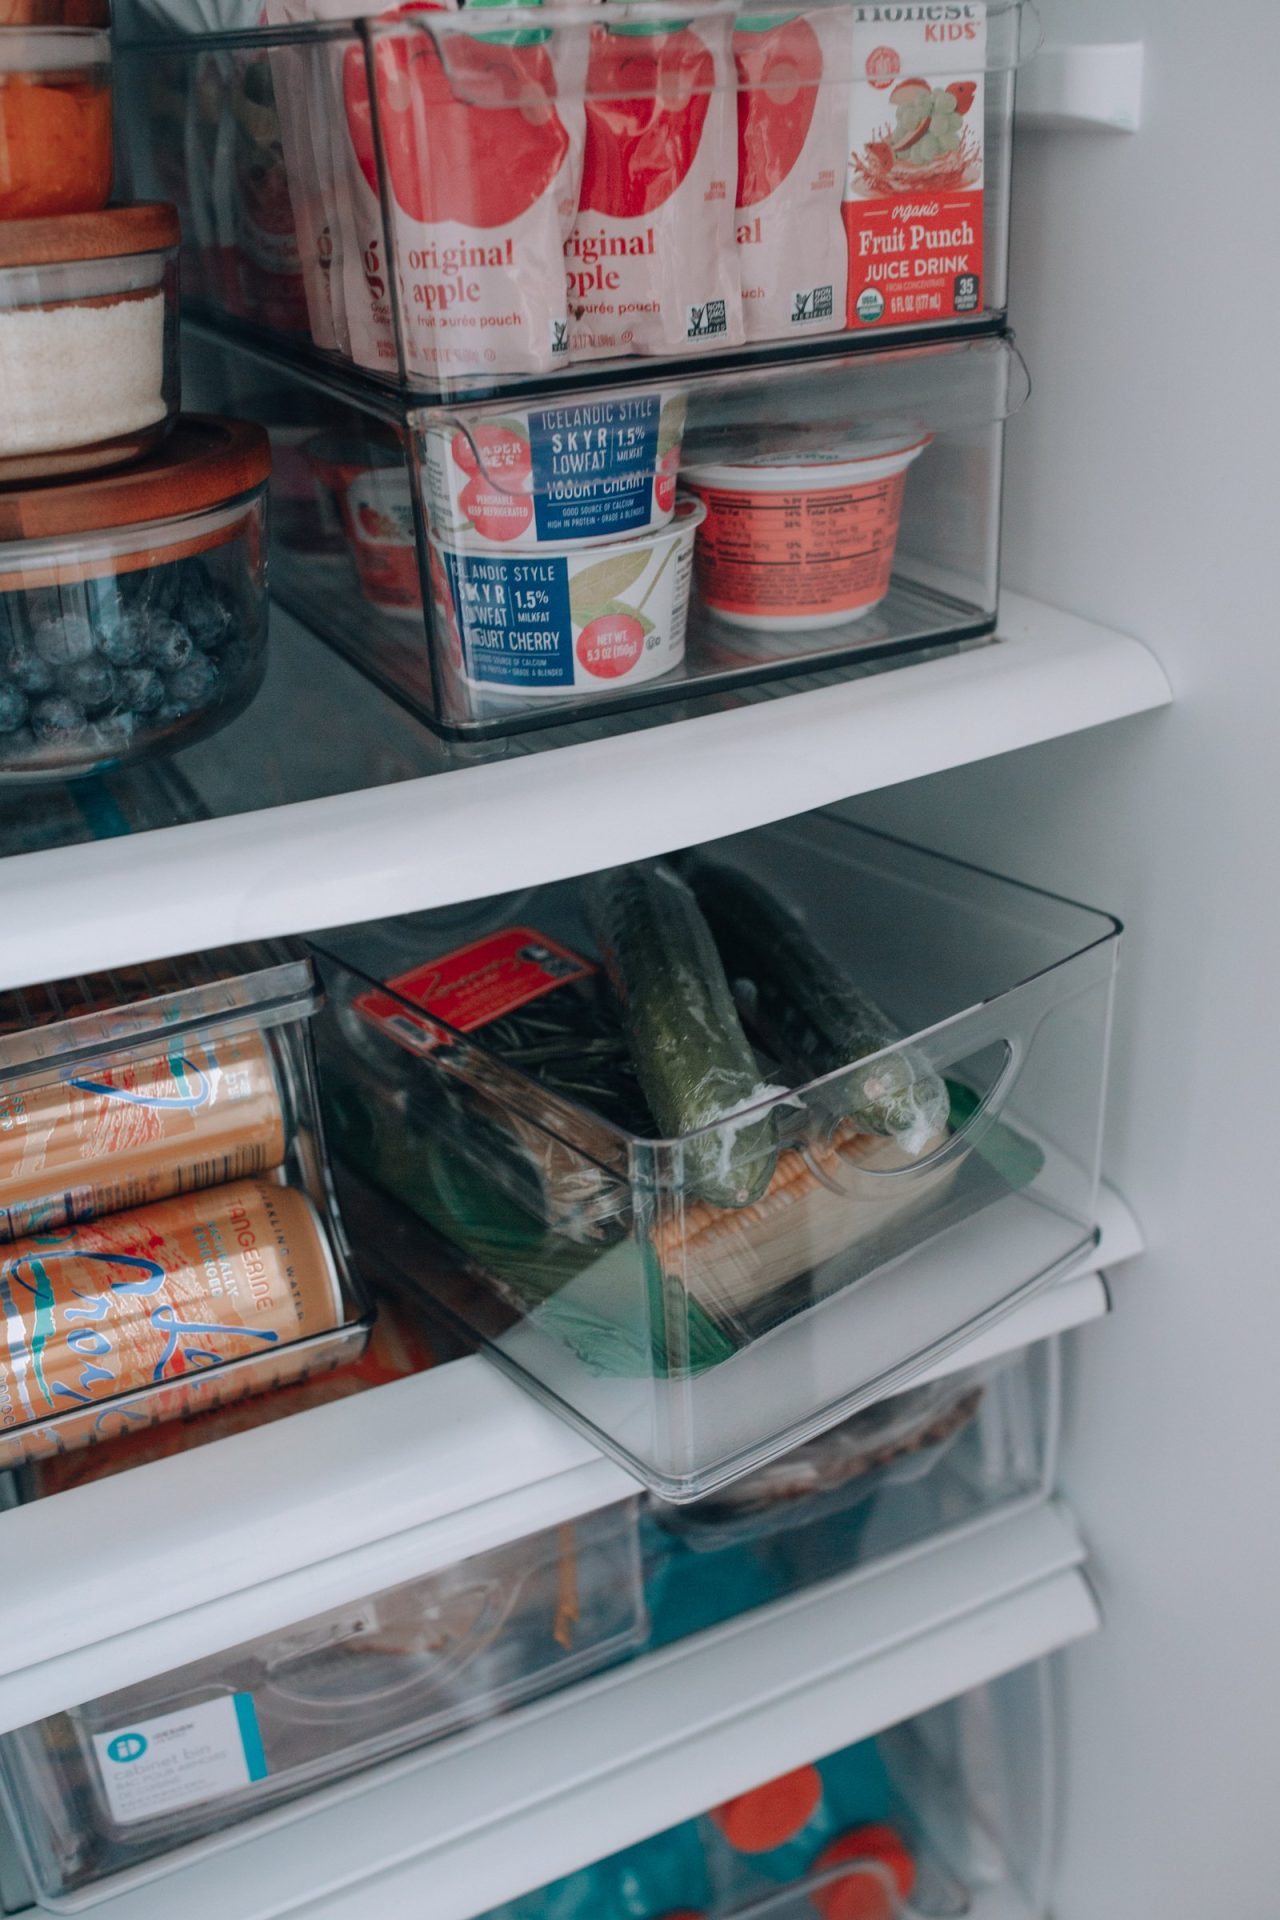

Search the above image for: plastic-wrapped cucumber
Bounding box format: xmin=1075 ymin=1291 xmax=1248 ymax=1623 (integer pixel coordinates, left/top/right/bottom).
xmin=683 ymin=856 xmax=950 ymax=1158
xmin=587 ymin=861 xmax=779 ymax=1210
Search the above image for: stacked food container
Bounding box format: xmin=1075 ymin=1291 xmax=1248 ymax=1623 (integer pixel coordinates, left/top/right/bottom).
xmin=0 ymin=0 xmax=275 ymax=779
xmin=114 ymin=0 xmax=1034 ymax=735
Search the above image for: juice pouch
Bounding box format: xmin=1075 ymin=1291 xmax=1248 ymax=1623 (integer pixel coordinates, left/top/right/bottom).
xmin=567 ymin=7 xmax=743 ymax=361
xmin=266 ymin=0 xmax=341 ymax=350
xmin=843 ymin=1 xmax=986 ymax=330
xmin=733 ymin=6 xmax=848 ymax=342
xmin=231 ymin=48 xmax=311 ymax=334
xmin=342 ymin=3 xmax=587 ymax=381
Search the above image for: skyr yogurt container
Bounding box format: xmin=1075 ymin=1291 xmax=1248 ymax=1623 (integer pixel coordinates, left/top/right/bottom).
xmin=421 ymin=388 xmax=687 ymax=552
xmin=430 ymin=493 xmax=704 ymax=704
xmin=683 ymin=434 xmax=930 ymax=632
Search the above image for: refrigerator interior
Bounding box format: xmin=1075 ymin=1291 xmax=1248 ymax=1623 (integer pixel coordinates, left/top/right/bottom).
xmin=0 ymin=0 xmax=1271 ymax=1915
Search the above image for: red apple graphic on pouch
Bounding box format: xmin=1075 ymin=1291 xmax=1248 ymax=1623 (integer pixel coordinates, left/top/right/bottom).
xmin=733 ymin=17 xmax=823 ymax=208
xmin=579 ymin=26 xmax=715 ymax=217
xmin=343 ymin=28 xmax=570 ymax=227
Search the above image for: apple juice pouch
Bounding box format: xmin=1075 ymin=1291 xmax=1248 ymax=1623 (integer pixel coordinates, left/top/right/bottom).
xmin=843 ymin=0 xmax=986 ymax=330
xmin=567 ymin=5 xmax=744 ymax=361
xmin=346 ymin=1 xmax=587 ymax=382
xmin=734 ymin=7 xmax=848 ymax=343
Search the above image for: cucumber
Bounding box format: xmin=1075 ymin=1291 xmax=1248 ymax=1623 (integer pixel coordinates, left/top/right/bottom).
xmin=587 ymin=861 xmax=779 ymax=1209
xmin=683 ymin=855 xmax=950 ymax=1157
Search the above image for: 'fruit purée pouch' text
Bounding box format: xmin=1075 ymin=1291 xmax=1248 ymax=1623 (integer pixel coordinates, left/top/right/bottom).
xmin=567 ymin=8 xmax=743 ymax=361
xmin=734 ymin=7 xmax=848 ymax=343
xmin=843 ymin=1 xmax=986 ymax=330
xmin=343 ymin=6 xmax=587 ymax=380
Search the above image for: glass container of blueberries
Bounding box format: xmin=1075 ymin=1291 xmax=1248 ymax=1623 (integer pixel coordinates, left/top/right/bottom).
xmin=0 ymin=415 xmax=272 ymax=780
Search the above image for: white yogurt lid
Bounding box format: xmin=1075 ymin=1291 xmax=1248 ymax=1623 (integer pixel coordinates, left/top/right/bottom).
xmin=683 ymin=433 xmax=931 ymax=493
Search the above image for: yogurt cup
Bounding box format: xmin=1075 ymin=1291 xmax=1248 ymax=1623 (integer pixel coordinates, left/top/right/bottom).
xmin=421 ymin=388 xmax=687 ymax=553
xmin=682 ymin=434 xmax=931 ymax=632
xmin=306 ymin=432 xmax=422 ymax=621
xmin=430 ymin=494 xmax=705 ymax=703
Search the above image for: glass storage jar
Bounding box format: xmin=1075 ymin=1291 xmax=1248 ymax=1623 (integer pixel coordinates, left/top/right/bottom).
xmin=0 ymin=202 xmax=179 ymax=485
xmin=0 ymin=9 xmax=112 ymax=220
xmin=0 ymin=415 xmax=273 ymax=781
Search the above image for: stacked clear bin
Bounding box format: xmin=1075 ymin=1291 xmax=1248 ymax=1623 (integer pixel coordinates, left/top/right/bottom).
xmin=0 ymin=1499 xmax=646 ymax=1907
xmin=313 ymin=813 xmax=1119 ymax=1498
xmin=116 ymin=3 xmax=1032 ymax=389
xmin=476 ymin=1662 xmax=1056 ymax=1918
xmin=0 ymin=944 xmax=367 ymax=1469
xmin=195 ymin=329 xmax=1027 ymax=737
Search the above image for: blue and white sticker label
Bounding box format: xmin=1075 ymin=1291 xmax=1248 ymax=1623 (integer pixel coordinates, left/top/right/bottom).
xmin=442 ymin=549 xmax=576 ymax=691
xmin=92 ymin=1693 xmax=268 ymax=1825
xmin=526 ymin=396 xmax=661 ymax=542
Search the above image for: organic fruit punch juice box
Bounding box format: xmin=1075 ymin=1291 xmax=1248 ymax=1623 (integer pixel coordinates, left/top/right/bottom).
xmin=843 ymin=2 xmax=986 ymax=330
xmin=343 ymin=7 xmax=588 ymax=380
xmin=734 ymin=8 xmax=848 ymax=343
xmin=567 ymin=10 xmax=743 ymax=360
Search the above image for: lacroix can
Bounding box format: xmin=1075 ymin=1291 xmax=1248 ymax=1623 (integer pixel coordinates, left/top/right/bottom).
xmin=0 ymin=1180 xmax=344 ymax=1465
xmin=0 ymin=1029 xmax=290 ymax=1242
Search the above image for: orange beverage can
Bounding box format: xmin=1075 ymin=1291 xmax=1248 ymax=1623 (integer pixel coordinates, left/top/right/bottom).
xmin=0 ymin=1028 xmax=289 ymax=1242
xmin=0 ymin=1180 xmax=345 ymax=1465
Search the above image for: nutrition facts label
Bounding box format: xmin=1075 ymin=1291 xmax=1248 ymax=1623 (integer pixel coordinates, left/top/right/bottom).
xmin=92 ymin=1693 xmax=268 ymax=1826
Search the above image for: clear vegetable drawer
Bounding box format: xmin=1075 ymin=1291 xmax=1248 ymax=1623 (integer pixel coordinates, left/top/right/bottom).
xmin=0 ymin=944 xmax=367 ymax=1471
xmin=312 ymin=811 xmax=1119 ymax=1499
xmin=479 ymin=1661 xmax=1055 ymax=1919
xmin=0 ymin=1498 xmax=645 ymax=1908
xmin=116 ymin=0 xmax=1033 ymax=398
xmin=196 ymin=328 xmax=1027 ymax=739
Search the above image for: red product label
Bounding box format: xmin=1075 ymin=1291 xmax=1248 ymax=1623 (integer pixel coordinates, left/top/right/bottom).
xmin=356 ymin=927 xmax=595 ymax=1057
xmin=843 ymin=187 xmax=983 ymax=329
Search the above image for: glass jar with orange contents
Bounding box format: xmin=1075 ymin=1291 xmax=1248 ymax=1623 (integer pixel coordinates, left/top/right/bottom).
xmin=0 ymin=2 xmax=112 ymax=221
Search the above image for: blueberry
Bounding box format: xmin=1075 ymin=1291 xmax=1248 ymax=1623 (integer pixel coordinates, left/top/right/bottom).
xmin=120 ymin=563 xmax=180 ymax=619
xmin=183 ymin=586 xmax=234 ymax=653
xmin=151 ymin=702 xmax=192 ymax=728
xmin=143 ymin=618 xmax=194 ymax=673
xmin=0 ymin=683 xmax=28 ymax=734
xmin=97 ymin=613 xmax=148 ymax=668
xmin=57 ymin=657 xmax=117 ymax=715
xmin=34 ymin=617 xmax=96 ymax=667
xmin=31 ymin=696 xmax=87 ymax=744
xmin=115 ymin=666 xmax=165 ymax=715
xmin=165 ymin=655 xmax=220 ymax=710
xmin=0 ymin=726 xmax=37 ymax=764
xmin=2 ymin=645 xmax=53 ymax=696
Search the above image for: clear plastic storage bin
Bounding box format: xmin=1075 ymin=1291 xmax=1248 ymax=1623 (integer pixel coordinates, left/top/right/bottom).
xmin=0 ymin=416 xmax=271 ymax=780
xmin=312 ymin=812 xmax=1119 ymax=1499
xmin=196 ymin=328 xmax=1026 ymax=737
xmin=478 ymin=1662 xmax=1055 ymax=1918
xmin=0 ymin=1498 xmax=645 ymax=1907
xmin=0 ymin=942 xmax=368 ymax=1469
xmin=641 ymin=1341 xmax=1055 ymax=1649
xmin=116 ymin=1 xmax=1033 ymax=395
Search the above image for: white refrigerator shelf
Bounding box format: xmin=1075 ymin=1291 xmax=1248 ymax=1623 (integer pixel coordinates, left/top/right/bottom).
xmin=0 ymin=1185 xmax=1136 ymax=1738
xmin=0 ymin=593 xmax=1170 ymax=991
